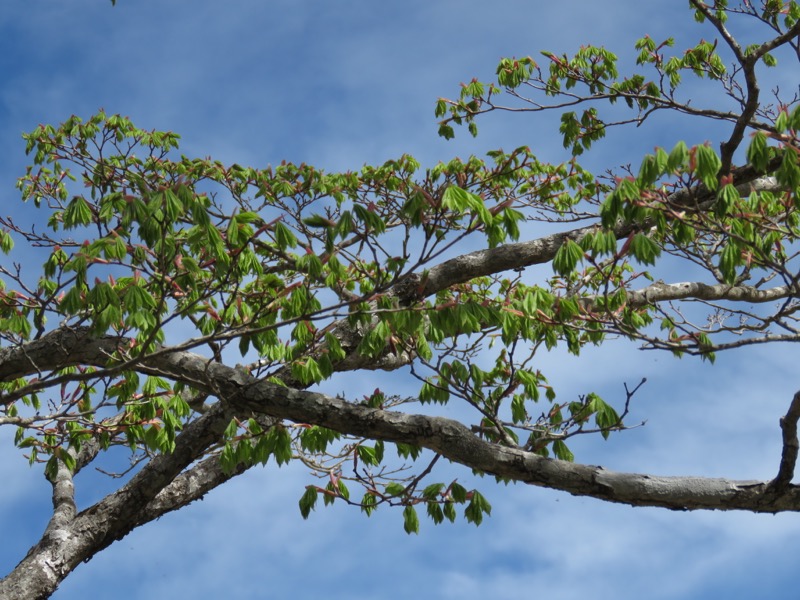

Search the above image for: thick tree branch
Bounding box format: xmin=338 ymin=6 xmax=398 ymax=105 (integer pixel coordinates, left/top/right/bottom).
xmin=0 ymin=401 xmax=239 ymax=600
xmin=415 ymin=173 xmax=782 ymax=300
xmin=623 ymin=279 xmax=800 ymax=308
xmin=5 ymin=288 xmax=800 ymax=597
xmin=43 ymin=455 xmax=78 ymax=547
xmin=3 ymin=328 xmax=799 ymax=515
xmin=229 ymin=376 xmax=800 ymax=513
xmin=773 ymin=391 xmax=800 ymax=490
xmin=136 ymin=455 xmax=249 ymax=521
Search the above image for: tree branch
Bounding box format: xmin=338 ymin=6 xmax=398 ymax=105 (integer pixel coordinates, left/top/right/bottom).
xmin=4 ymin=329 xmax=799 ymax=513
xmin=0 ymin=401 xmax=239 ymax=600
xmin=415 ymin=173 xmax=783 ymax=300
xmin=688 ymin=1 xmax=759 ymax=172
xmin=623 ymin=279 xmax=800 ymax=308
xmin=773 ymin=391 xmax=800 ymax=490
xmin=43 ymin=454 xmax=78 ymax=549
xmin=228 ymin=375 xmax=800 ymax=512
xmin=135 ymin=454 xmax=250 ymax=522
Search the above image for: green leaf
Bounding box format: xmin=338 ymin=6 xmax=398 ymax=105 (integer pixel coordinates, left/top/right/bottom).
xmin=274 ymin=221 xmax=298 ymax=249
xmin=337 ymin=480 xmax=350 ymax=501
xmin=0 ymin=230 xmax=14 ymax=254
xmin=464 ymin=490 xmax=491 ymax=525
xmin=553 ymin=440 xmax=574 ymax=461
xmin=271 ymin=426 xmax=293 ymax=465
xmin=775 ymin=109 xmax=789 ymax=133
xmin=636 ymin=154 xmax=661 ymax=187
xmin=396 ymin=442 xmax=423 ymax=459
xmin=552 ymin=238 xmax=584 ymax=275
xmin=790 ymin=104 xmax=800 ymax=131
xmin=694 ymin=145 xmax=721 ymax=190
xmin=449 ymin=482 xmax=467 ymax=503
xmin=746 ymin=132 xmax=769 ymax=172
xmin=356 ymin=445 xmax=380 ymax=466
xmin=715 ymin=184 xmax=740 ymax=217
xmin=438 ymin=123 xmax=455 ymax=140
xmin=361 ymin=492 xmax=377 ymax=516
xmin=385 ymin=482 xmax=406 ymax=497
xmin=422 ymin=483 xmax=445 ymax=500
xmin=511 ymin=395 xmax=527 ymax=423
xmin=299 ymin=426 xmax=339 ymax=453
xmin=403 ymin=505 xmax=420 ymax=534
xmin=63 ymin=196 xmax=93 ymax=229
xmin=302 ymin=214 xmax=334 ymax=229
xmin=718 ymin=243 xmax=740 ymax=284
xmin=589 ymin=394 xmax=621 ymax=439
xmin=629 ymin=233 xmax=660 ymax=265
xmin=441 ymin=185 xmax=491 ymax=224
xmin=667 ymin=141 xmax=688 ymax=172
xmin=443 ymin=501 xmax=457 ymax=523
xmin=427 ymin=501 xmax=445 ymax=524
xmin=299 ymin=486 xmax=318 ymax=519
xmin=124 ymin=282 xmax=157 ymax=311
xmin=778 ymin=147 xmax=800 ymax=190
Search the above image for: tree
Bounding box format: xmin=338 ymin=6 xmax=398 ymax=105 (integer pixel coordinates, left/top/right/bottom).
xmin=1 ymin=1 xmax=799 ymax=597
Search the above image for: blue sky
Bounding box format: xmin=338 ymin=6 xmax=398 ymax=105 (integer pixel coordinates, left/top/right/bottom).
xmin=2 ymin=2 xmax=800 ymax=599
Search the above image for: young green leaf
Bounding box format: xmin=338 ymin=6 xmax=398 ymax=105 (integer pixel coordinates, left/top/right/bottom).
xmin=553 ymin=238 xmax=584 ymax=275
xmin=299 ymin=486 xmax=319 ymax=519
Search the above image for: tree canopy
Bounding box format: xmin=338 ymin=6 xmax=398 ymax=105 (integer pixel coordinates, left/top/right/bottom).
xmin=2 ymin=1 xmax=800 ymax=597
